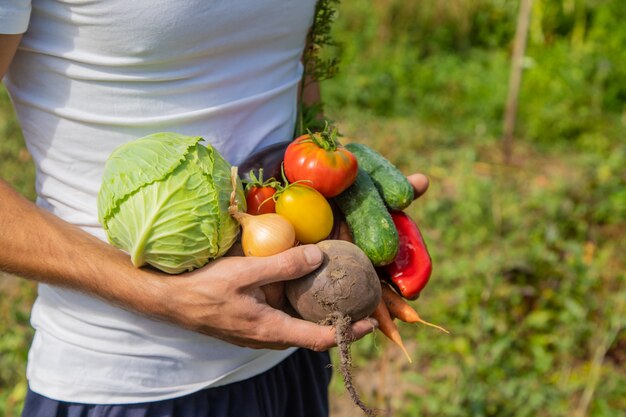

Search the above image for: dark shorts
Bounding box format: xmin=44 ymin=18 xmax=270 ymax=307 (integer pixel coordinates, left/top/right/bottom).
xmin=21 ymin=349 xmax=332 ymax=417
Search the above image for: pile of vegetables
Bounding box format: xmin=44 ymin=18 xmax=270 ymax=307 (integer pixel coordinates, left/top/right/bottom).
xmin=96 ymin=2 xmax=441 ymax=414
xmin=237 ymin=125 xmax=446 ymax=416
xmin=97 ymin=128 xmax=445 ymax=417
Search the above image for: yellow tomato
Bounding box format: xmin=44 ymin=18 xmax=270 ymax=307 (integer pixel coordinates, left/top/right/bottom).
xmin=275 ymin=184 xmax=334 ymax=244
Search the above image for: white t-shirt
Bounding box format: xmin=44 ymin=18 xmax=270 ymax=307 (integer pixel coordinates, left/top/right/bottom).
xmin=1 ymin=0 xmax=316 ymax=404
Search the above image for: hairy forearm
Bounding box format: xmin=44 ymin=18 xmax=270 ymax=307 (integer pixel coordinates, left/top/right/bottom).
xmin=0 ymin=179 xmax=168 ymax=316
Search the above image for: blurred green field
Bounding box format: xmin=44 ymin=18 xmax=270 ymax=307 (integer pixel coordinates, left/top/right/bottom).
xmin=1 ymin=1 xmax=625 ymax=416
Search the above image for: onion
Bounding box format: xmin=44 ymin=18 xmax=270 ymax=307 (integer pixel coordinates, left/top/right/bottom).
xmin=232 ymin=211 xmax=296 ymax=257
xmin=229 ymin=167 xmax=296 ymax=257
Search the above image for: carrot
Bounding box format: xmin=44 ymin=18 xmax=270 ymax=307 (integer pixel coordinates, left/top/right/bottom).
xmin=371 ymin=298 xmax=413 ymax=363
xmin=381 ymin=284 xmax=449 ymax=334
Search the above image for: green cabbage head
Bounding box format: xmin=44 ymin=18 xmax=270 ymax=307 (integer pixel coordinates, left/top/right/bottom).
xmin=97 ymin=132 xmax=244 ymax=274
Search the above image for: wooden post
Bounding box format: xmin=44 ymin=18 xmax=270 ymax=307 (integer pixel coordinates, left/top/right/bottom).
xmin=502 ymin=0 xmax=534 ymax=164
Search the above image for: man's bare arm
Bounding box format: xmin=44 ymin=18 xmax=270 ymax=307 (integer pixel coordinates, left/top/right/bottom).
xmin=0 ymin=34 xmax=21 ymax=79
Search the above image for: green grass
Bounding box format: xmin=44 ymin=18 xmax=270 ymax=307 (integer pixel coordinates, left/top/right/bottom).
xmin=326 ymin=110 xmax=626 ymax=416
xmin=0 ymin=276 xmax=34 ymax=417
xmin=321 ymin=1 xmax=626 ymax=415
xmin=2 ymin=1 xmax=626 ymax=416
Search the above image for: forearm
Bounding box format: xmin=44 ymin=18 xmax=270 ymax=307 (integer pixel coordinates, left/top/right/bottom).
xmin=0 ymin=179 xmax=168 ymax=316
xmin=0 ymin=34 xmax=22 ymax=79
xmin=301 ymin=76 xmax=321 ymax=109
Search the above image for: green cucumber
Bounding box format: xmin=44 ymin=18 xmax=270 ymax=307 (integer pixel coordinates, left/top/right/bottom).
xmin=333 ymin=169 xmax=399 ymax=266
xmin=345 ymin=143 xmax=414 ymax=210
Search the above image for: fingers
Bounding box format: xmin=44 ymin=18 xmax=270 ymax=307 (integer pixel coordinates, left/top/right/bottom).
xmin=407 ymin=173 xmax=429 ymax=199
xmin=261 ymin=282 xmax=285 ymax=310
xmin=253 ymin=311 xmax=379 ymax=351
xmin=233 ymin=244 xmax=323 ymax=288
xmin=293 ymin=317 xmax=378 ymax=351
xmin=351 ymin=317 xmax=379 ymax=340
xmin=182 ymin=238 xmax=384 ymax=351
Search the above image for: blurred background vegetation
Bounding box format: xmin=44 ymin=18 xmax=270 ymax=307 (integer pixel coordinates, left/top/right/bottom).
xmin=1 ymin=0 xmax=625 ymax=416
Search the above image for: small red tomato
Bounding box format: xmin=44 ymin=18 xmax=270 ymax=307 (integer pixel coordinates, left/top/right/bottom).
xmin=244 ymin=169 xmax=279 ymax=215
xmin=283 ymin=125 xmax=358 ymax=197
xmin=246 ymin=186 xmax=276 ymax=215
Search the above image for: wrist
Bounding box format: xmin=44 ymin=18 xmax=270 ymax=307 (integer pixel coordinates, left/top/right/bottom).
xmin=116 ymin=266 xmax=174 ymax=320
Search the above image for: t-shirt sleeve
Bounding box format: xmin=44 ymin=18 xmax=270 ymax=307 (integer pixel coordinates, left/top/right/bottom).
xmin=0 ymin=0 xmax=32 ymax=34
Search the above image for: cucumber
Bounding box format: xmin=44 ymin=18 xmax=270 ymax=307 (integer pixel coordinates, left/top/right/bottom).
xmin=333 ymin=169 xmax=399 ymax=266
xmin=345 ymin=143 xmax=414 ymax=210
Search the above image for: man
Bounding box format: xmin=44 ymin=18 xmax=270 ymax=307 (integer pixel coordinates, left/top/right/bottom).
xmin=0 ymin=1 xmax=427 ymax=415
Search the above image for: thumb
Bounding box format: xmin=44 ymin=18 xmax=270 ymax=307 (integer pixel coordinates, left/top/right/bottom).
xmin=239 ymin=244 xmax=324 ymax=288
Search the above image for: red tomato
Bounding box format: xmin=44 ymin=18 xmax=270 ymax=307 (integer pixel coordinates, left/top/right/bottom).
xmin=244 ymin=169 xmax=279 ymax=215
xmin=283 ymin=127 xmax=358 ymax=198
xmin=245 ymin=186 xmax=276 ymax=215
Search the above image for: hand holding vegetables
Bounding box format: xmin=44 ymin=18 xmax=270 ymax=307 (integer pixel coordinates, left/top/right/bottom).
xmin=98 ymin=130 xmax=439 ymax=417
xmin=158 ymin=244 xmax=378 ymax=350
xmin=95 ymin=133 xmax=379 ymax=351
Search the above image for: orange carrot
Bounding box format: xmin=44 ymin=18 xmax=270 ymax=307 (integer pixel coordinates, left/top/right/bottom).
xmin=371 ymin=298 xmax=413 ymax=363
xmin=381 ymin=284 xmax=449 ymax=334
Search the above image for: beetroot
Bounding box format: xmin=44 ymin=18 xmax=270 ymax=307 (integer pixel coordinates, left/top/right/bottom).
xmin=286 ymin=239 xmax=381 ymax=416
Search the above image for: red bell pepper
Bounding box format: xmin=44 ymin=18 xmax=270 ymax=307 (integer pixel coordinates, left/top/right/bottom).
xmin=382 ymin=210 xmax=432 ymax=300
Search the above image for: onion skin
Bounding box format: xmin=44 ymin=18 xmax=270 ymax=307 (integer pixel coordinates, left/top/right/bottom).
xmin=285 ymin=240 xmax=381 ymax=323
xmin=233 ymin=212 xmax=296 ymax=257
